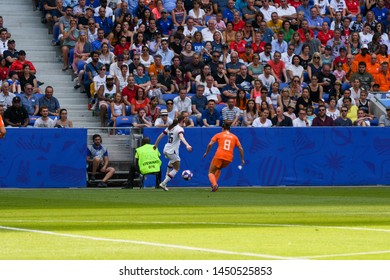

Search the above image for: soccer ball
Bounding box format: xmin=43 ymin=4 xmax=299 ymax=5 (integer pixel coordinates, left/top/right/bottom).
xmin=182 ymin=170 xmax=193 ymax=181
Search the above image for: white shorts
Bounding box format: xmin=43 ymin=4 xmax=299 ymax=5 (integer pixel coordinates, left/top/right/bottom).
xmin=164 ymin=151 xmax=180 ymax=165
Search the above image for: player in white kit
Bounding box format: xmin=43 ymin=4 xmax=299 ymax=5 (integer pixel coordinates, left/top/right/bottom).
xmin=153 ymin=116 xmax=192 ymax=191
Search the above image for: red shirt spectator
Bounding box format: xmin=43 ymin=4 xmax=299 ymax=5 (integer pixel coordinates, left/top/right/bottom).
xmin=297 ymin=28 xmax=314 ymax=42
xmin=267 ymin=59 xmax=286 ymax=81
xmin=289 ymin=0 xmax=302 ymax=9
xmin=9 ymin=50 xmax=36 ymax=75
xmin=252 ymin=41 xmax=266 ymax=54
xmin=230 ymin=40 xmax=246 ymax=56
xmin=232 ymin=20 xmax=245 ymax=32
xmin=0 ymin=61 xmax=9 ymax=81
xmin=317 ymin=30 xmax=334 ymax=46
xmin=345 ymin=0 xmax=359 ymax=15
xmin=113 ymin=40 xmax=130 ymax=57
xmin=121 ymin=77 xmax=139 ymax=105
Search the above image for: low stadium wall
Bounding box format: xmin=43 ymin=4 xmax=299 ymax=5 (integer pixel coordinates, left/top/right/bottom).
xmin=2 ymin=127 xmax=389 ymax=188
xmin=144 ymin=127 xmax=390 ymax=187
xmin=0 ymin=128 xmax=87 ymax=188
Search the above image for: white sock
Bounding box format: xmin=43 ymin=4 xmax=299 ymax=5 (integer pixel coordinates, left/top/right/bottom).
xmin=165 ymin=165 xmax=173 ymax=177
xmin=163 ymin=169 xmax=178 ymax=184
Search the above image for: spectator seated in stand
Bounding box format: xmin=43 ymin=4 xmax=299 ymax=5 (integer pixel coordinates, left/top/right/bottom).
xmin=34 ymin=106 xmax=56 ymax=128
xmin=38 ymin=86 xmax=61 ymax=117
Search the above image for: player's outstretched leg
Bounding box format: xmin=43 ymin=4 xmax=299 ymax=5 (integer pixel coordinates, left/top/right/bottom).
xmin=160 ymin=161 xmax=180 ymax=191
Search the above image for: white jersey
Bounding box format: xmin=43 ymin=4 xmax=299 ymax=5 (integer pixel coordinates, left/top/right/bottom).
xmin=103 ymin=84 xmax=117 ymax=99
xmin=163 ymin=125 xmax=184 ymax=155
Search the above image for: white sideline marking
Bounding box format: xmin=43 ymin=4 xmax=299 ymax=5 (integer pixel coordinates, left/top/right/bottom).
xmin=2 ymin=220 xmax=390 ymax=233
xmin=0 ymin=225 xmax=294 ymax=260
xmin=297 ymin=250 xmax=390 ymax=259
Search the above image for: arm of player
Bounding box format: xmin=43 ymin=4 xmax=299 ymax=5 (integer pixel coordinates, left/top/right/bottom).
xmin=179 ymin=133 xmax=192 ymax=151
xmin=238 ymin=145 xmax=245 ymax=165
xmin=0 ymin=126 xmax=5 ymax=138
xmin=203 ymin=140 xmax=215 ymax=158
xmin=153 ymin=132 xmax=165 ymax=150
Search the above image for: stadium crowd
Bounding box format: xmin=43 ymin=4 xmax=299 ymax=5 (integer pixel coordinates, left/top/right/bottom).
xmin=2 ymin=0 xmax=390 ymax=128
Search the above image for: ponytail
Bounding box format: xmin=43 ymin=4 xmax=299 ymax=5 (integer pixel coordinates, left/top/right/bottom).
xmin=168 ymin=115 xmax=185 ymax=130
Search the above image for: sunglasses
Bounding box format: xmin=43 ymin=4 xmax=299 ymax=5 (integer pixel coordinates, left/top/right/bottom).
xmin=289 ymin=48 xmax=295 ymax=51
xmin=314 ymin=56 xmax=320 ymax=59
xmin=166 ymin=102 xmax=173 ymax=105
xmin=293 ymin=80 xmax=300 ymax=83
xmin=100 ymin=68 xmax=106 ymax=70
xmin=341 ymin=110 xmax=348 ymax=112
xmin=319 ymin=109 xmax=326 ymax=111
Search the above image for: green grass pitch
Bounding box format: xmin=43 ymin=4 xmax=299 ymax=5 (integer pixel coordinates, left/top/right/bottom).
xmin=1 ymin=187 xmax=390 ymax=260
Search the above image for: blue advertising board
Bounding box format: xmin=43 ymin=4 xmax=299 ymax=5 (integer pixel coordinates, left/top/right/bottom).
xmin=144 ymin=127 xmax=390 ymax=187
xmin=0 ymin=128 xmax=87 ymax=188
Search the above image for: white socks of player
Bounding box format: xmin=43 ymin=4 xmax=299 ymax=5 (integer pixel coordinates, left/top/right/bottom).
xmin=162 ymin=169 xmax=178 ymax=184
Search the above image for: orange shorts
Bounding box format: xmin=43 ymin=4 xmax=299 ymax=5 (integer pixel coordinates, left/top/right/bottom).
xmin=211 ymin=158 xmax=231 ymax=169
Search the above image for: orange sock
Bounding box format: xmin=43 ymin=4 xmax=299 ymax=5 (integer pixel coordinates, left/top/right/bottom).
xmin=208 ymin=173 xmax=217 ymax=187
xmin=215 ymin=169 xmax=221 ymax=182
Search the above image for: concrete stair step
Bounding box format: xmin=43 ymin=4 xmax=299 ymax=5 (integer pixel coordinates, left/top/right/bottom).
xmin=4 ymin=0 xmax=103 ymax=134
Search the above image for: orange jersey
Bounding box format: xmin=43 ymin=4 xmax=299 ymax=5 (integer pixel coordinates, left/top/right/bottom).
xmin=375 ymin=71 xmax=390 ymax=92
xmin=212 ymin=131 xmax=241 ymax=162
xmin=354 ymin=53 xmax=371 ymax=65
xmin=377 ymin=54 xmax=390 ymax=66
xmin=366 ymin=62 xmax=381 ymax=76
xmin=0 ymin=115 xmax=4 ymax=127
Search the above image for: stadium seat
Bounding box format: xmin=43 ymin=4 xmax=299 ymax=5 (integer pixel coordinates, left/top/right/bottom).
xmin=116 ymin=116 xmax=133 ymax=135
xmin=189 ymin=115 xmax=197 ymax=126
xmin=162 ymin=93 xmax=178 ymax=102
xmin=323 ymin=93 xmax=329 ymax=103
xmin=29 ymin=116 xmax=39 ymax=126
xmin=215 ymin=103 xmax=226 ymax=114
xmin=158 ymin=105 xmax=167 ymax=110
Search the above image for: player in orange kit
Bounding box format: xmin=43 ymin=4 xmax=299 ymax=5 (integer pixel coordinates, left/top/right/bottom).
xmin=0 ymin=114 xmax=6 ymax=138
xmin=203 ymin=123 xmax=245 ymax=192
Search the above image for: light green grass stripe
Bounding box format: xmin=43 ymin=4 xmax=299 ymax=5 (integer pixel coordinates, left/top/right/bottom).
xmin=0 ymin=225 xmax=295 ymax=260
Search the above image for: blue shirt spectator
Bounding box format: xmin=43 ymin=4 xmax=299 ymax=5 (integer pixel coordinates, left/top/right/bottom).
xmin=125 ymin=0 xmax=137 ymax=15
xmin=86 ymin=0 xmax=100 ymax=8
xmin=296 ymin=1 xmax=312 ymax=19
xmin=202 ymin=106 xmax=220 ymax=126
xmin=372 ymin=6 xmax=389 ymax=24
xmin=20 ymin=91 xmax=40 ymax=116
xmin=213 ymin=0 xmax=228 ymax=11
xmin=38 ymin=88 xmax=61 ymax=116
xmin=156 ymin=11 xmax=174 ymax=36
xmin=223 ymin=2 xmax=239 ymax=23
xmin=261 ymin=27 xmax=274 ymax=44
xmin=271 ymin=38 xmax=288 ymax=53
xmin=234 ymin=0 xmax=247 ymax=12
xmin=135 ymin=74 xmax=150 ymax=85
xmin=156 ymin=47 xmax=175 ymax=66
xmin=94 ymin=14 xmax=113 ymax=36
